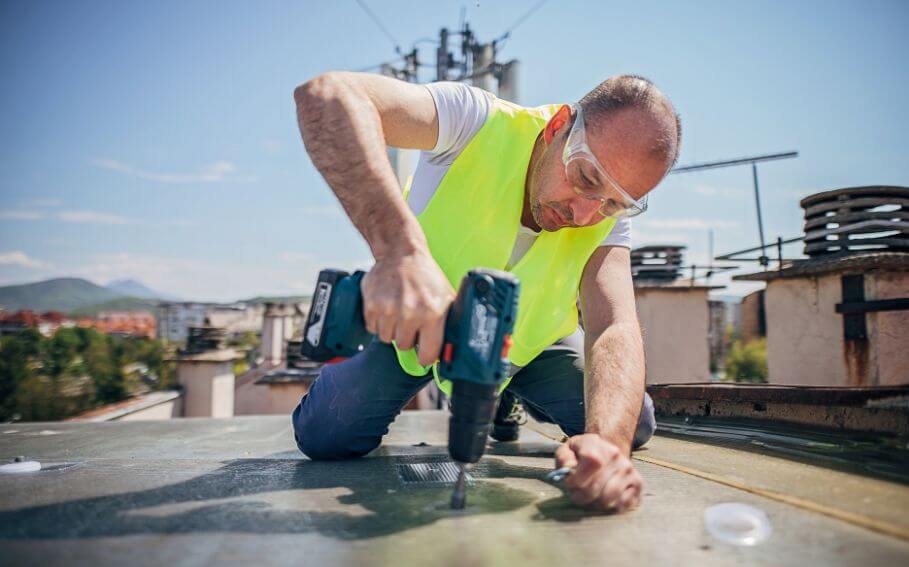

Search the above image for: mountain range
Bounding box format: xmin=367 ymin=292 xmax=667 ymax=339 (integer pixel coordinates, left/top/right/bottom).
xmin=0 ymin=278 xmax=168 ymax=314
xmin=105 ymin=279 xmax=176 ymax=301
xmin=0 ymin=277 xmax=311 ymax=314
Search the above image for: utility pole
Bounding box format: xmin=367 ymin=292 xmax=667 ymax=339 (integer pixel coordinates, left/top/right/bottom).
xmin=373 ymin=16 xmax=528 ymax=185
xmin=436 ymin=28 xmax=450 ymax=81
xmin=497 ymin=60 xmax=520 ymax=102
xmin=471 ymin=42 xmax=496 ymax=92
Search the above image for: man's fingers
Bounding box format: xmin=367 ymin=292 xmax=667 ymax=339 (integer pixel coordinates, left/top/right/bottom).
xmin=375 ymin=316 xmax=396 ymax=344
xmin=617 ymin=483 xmax=641 ymax=511
xmin=598 ymin=468 xmax=632 ymax=510
xmin=393 ymin=322 xmax=419 ymax=351
xmin=565 ymin=443 xmax=605 ymax=490
xmin=416 ymin=317 xmax=445 ymax=367
xmin=555 ymin=444 xmax=578 ymax=469
xmin=570 ymin=471 xmax=609 ymax=508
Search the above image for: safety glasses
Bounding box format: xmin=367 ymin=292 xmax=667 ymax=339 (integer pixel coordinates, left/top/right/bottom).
xmin=562 ymin=103 xmax=649 ymax=218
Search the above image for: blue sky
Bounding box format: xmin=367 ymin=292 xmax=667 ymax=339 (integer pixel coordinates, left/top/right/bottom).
xmin=1 ymin=0 xmax=906 ymax=301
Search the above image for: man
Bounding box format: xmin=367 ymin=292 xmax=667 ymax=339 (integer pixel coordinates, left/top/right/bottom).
xmin=292 ymin=72 xmax=681 ymax=513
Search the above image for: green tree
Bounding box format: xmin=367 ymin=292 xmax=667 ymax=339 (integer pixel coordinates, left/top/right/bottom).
xmin=723 ymin=338 xmax=768 ymax=383
xmin=82 ymin=329 xmax=126 ymax=403
xmin=1 ymin=327 xmax=176 ymax=422
xmin=46 ymin=327 xmax=80 ymax=377
xmin=0 ymin=329 xmax=44 ymax=421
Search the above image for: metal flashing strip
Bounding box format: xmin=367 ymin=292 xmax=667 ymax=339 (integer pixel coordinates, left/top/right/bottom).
xmin=633 ymin=453 xmax=909 ymax=542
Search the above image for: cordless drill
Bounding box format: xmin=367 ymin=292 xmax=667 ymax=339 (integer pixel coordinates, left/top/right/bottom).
xmin=301 ymin=267 xmax=520 ymax=508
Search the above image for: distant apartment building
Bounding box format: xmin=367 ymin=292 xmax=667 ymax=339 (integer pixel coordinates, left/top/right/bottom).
xmin=0 ymin=310 xmax=74 ymax=336
xmin=79 ymin=311 xmax=156 ymax=339
xmin=156 ymin=302 xmax=271 ymax=343
xmin=157 ymin=303 xmax=209 ymax=342
xmin=0 ymin=310 xmax=155 ymax=338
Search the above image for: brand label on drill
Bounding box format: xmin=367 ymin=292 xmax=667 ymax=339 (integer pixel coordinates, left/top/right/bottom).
xmin=305 ymin=281 xmax=332 ymax=347
xmin=468 ymin=303 xmax=497 ymax=361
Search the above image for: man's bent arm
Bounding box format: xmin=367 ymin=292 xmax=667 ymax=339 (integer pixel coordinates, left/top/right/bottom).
xmin=294 ymin=72 xmax=438 ymax=259
xmin=579 ymin=246 xmax=645 ymax=454
xmin=295 ymin=72 xmax=455 ymax=364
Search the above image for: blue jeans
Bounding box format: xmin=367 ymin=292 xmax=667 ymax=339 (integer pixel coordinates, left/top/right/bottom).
xmin=292 ymin=339 xmax=656 ymax=460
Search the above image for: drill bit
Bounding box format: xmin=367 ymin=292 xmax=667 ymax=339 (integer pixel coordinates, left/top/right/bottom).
xmin=451 ymin=462 xmax=468 ymax=509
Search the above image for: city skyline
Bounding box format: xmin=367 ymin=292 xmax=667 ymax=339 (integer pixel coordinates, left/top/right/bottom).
xmin=1 ymin=0 xmax=907 ymax=301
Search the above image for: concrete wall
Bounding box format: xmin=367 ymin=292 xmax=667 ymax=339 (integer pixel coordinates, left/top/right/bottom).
xmin=234 ymin=380 xmax=310 ymax=415
xmin=176 ymin=360 xmax=235 ymax=417
xmin=765 ymin=270 xmax=909 ymax=386
xmin=739 ymin=290 xmax=765 ymax=344
xmin=261 ymin=314 xmax=294 ymax=367
xmin=870 ymin=272 xmax=909 ymax=386
xmin=765 ymin=275 xmax=844 ymax=386
xmin=634 ymin=288 xmax=711 ymax=384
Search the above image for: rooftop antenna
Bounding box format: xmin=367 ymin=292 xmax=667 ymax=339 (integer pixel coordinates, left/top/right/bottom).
xmin=671 ymin=151 xmax=799 ymax=269
xmin=707 ymin=228 xmax=715 ymax=282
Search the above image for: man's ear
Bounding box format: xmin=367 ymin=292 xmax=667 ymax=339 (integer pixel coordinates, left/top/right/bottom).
xmin=543 ymin=104 xmax=573 ymax=145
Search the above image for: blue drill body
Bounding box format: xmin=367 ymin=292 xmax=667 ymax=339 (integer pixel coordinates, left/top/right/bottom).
xmin=301 ymin=267 xmax=521 ymax=464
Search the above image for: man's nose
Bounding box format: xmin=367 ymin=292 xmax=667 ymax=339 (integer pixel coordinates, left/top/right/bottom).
xmin=569 ymin=197 xmax=602 ymax=226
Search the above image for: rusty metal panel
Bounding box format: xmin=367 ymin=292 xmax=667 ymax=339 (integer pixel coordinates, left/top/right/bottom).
xmin=841 ymin=274 xmax=868 ymax=340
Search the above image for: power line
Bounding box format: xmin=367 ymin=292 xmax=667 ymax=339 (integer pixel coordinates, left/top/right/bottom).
xmin=496 ymin=0 xmax=550 ymax=42
xmin=355 ymin=56 xmax=406 ymax=73
xmin=354 ymin=0 xmax=402 ymax=54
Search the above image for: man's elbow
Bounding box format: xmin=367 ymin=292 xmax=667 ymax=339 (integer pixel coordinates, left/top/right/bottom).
xmin=293 ymin=73 xmax=348 ymax=132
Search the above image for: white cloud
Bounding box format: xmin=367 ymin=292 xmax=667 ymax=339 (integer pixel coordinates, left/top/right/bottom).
xmin=0 ymin=251 xmax=50 ymax=269
xmin=0 ymin=210 xmax=45 ymax=220
xmin=2 ymin=208 xmax=194 ymax=227
xmin=31 ymin=199 xmax=63 ymax=207
xmin=92 ymin=158 xmax=254 ymax=184
xmin=71 ymin=252 xmax=325 ymax=302
xmin=636 ymin=218 xmax=739 ymax=230
xmin=58 ymin=210 xmax=134 ymax=225
xmin=632 ymin=230 xmax=688 ymax=246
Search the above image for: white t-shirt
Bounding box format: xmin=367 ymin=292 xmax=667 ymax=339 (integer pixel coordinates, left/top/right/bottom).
xmin=406 ymin=82 xmax=632 ymax=269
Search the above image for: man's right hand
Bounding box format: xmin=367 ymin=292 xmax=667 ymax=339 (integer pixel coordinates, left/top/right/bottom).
xmin=361 ymin=248 xmax=456 ymax=367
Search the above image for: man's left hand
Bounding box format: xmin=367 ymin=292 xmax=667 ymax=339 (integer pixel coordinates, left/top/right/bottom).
xmin=555 ymin=433 xmax=643 ymax=513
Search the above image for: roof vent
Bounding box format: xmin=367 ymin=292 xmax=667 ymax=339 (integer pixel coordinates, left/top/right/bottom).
xmin=631 ymin=245 xmax=686 ymax=282
xmin=801 ymin=186 xmax=909 ymax=257
xmin=180 ymin=326 xmax=227 ymax=355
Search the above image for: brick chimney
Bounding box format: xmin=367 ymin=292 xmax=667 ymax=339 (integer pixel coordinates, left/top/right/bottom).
xmin=175 ymin=326 xmax=237 ymax=417
xmin=260 ymin=303 xmax=296 ymax=367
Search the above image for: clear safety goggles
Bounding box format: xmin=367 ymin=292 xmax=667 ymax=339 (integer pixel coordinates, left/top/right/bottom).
xmin=562 ymin=103 xmax=649 ymax=218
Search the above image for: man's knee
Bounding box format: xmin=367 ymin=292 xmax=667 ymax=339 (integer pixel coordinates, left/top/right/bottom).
xmin=632 ymin=392 xmax=657 ymax=449
xmin=292 ymin=396 xmax=379 ymax=460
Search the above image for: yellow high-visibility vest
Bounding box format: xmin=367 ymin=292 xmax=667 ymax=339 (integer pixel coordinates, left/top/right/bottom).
xmin=395 ymin=98 xmax=616 ymax=393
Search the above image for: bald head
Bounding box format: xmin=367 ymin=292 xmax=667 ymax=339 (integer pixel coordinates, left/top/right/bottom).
xmin=579 ymin=75 xmax=681 ymax=171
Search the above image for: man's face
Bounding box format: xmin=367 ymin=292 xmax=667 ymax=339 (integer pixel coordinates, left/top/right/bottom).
xmin=527 ymin=106 xmax=672 ymax=232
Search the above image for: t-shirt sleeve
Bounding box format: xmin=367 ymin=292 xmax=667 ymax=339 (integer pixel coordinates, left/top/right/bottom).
xmin=601 ymin=217 xmax=632 ymax=248
xmin=423 ymin=82 xmax=493 ymax=166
